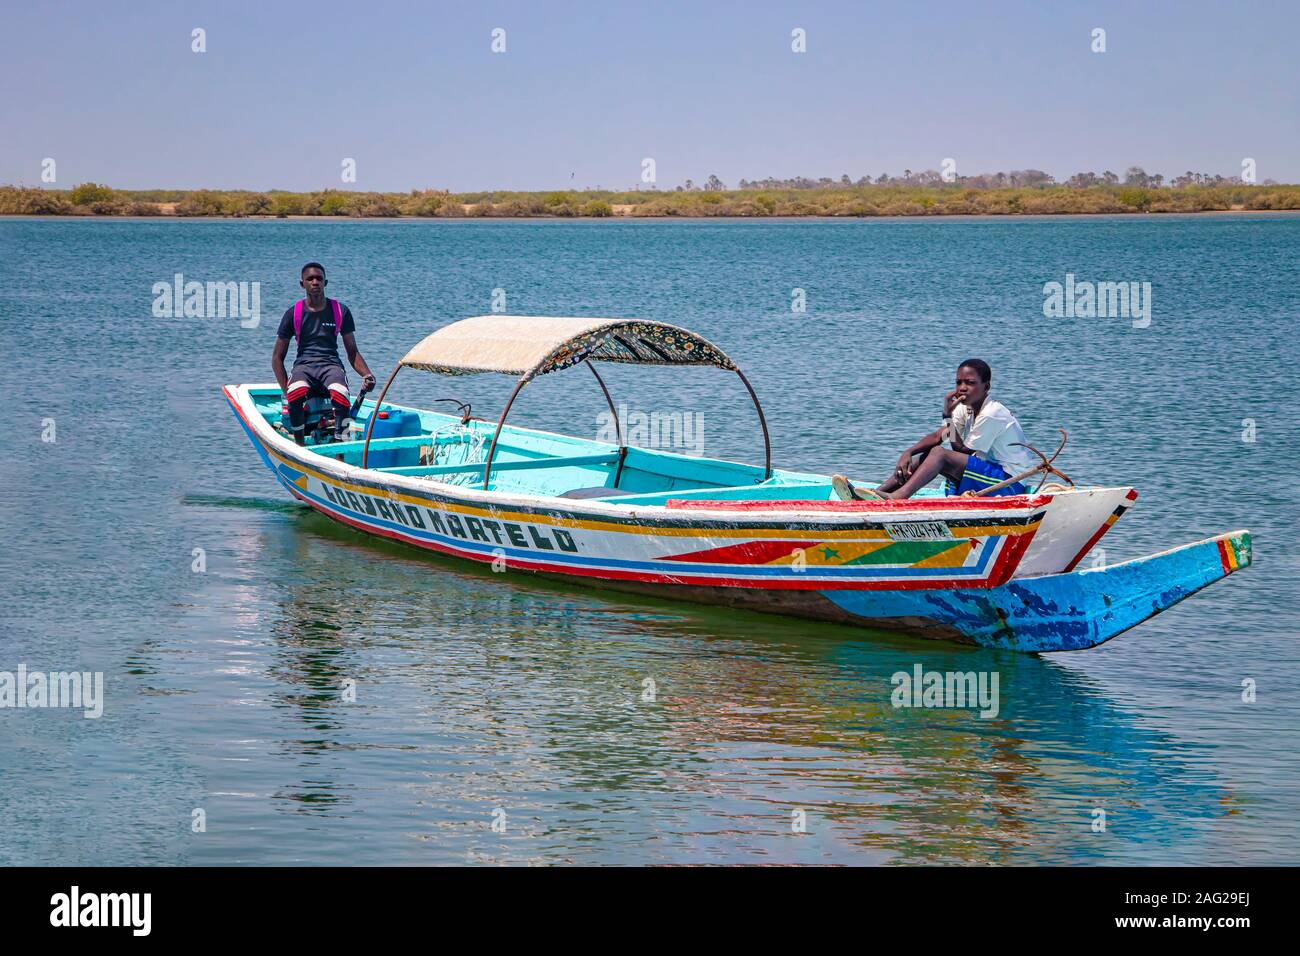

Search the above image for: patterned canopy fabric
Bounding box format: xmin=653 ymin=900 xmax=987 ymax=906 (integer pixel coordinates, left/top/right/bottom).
xmin=399 ymin=315 xmax=738 ymax=381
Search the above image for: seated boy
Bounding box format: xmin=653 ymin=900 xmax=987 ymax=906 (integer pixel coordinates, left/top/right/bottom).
xmin=832 ymin=359 xmax=1035 ymax=500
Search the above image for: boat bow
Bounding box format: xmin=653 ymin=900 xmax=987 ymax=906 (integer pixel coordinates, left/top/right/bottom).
xmin=823 ymin=530 xmax=1252 ymax=651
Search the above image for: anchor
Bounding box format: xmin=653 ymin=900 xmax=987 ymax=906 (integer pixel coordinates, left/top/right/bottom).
xmin=966 ymin=428 xmax=1075 ymax=497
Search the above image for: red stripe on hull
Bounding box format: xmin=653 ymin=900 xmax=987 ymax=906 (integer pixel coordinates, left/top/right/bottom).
xmin=985 ymin=525 xmax=1038 ymax=587
xmin=1061 ymin=498 xmax=1138 ymax=573
xmin=293 ymin=489 xmax=1018 ymax=591
xmin=666 ymin=496 xmax=1052 ymax=512
xmin=1216 ymin=539 xmax=1232 ymax=572
xmin=1063 ymin=519 xmax=1114 ymax=573
xmin=659 ymin=539 xmax=819 ymax=564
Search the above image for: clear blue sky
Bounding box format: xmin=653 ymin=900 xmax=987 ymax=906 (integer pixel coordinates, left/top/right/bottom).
xmin=3 ymin=0 xmax=1297 ymax=191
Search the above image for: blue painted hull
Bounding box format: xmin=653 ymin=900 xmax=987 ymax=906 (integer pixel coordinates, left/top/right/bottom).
xmin=821 ymin=531 xmax=1251 ymax=651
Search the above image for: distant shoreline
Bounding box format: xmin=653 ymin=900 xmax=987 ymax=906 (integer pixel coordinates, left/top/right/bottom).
xmin=4 ymin=182 xmax=1298 ymax=219
xmin=5 ymin=209 xmax=1298 ymax=225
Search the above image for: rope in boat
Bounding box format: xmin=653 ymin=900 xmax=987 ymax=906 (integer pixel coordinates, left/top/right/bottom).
xmin=418 ymin=420 xmax=488 ymax=486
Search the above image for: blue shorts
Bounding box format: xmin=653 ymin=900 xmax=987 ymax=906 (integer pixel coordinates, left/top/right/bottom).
xmin=947 ymin=454 xmax=1028 ymax=497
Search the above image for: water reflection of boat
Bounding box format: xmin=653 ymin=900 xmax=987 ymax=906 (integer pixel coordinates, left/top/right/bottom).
xmin=268 ymin=516 xmax=1234 ymax=863
xmin=227 ymin=316 xmax=1251 ymax=652
xmin=550 ymin=601 xmax=1233 ymax=864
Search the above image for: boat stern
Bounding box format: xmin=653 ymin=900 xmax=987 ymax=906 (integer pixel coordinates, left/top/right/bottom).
xmin=224 ymin=383 xmax=309 ymax=490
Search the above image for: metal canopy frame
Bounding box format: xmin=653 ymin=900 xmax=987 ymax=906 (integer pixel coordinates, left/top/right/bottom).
xmin=361 ymin=326 xmax=772 ymax=491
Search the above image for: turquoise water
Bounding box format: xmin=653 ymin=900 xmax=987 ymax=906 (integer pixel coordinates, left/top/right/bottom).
xmin=2 ymin=215 xmax=1296 ymax=865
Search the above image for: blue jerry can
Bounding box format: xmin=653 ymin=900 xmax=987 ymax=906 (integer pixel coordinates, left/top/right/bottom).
xmin=364 ymin=408 xmax=421 ymax=468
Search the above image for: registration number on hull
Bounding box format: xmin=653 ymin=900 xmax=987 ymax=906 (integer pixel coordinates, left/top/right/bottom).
xmin=883 ymin=520 xmax=954 ymax=541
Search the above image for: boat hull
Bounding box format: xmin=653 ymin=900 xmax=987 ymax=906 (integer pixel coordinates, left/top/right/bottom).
xmin=226 ymin=385 xmax=1251 ymax=652
xmin=226 ymin=387 xmax=1055 ymax=592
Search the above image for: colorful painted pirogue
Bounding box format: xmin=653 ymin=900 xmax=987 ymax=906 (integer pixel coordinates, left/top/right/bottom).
xmin=226 ymin=316 xmax=1251 ymax=652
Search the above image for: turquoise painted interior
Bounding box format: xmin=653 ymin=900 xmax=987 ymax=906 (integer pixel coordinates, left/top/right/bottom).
xmin=248 ymin=386 xmax=944 ymax=503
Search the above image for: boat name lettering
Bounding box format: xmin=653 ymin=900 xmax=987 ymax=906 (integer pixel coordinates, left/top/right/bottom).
xmin=320 ymin=482 xmax=578 ymax=553
xmin=883 ymin=521 xmax=954 ymax=542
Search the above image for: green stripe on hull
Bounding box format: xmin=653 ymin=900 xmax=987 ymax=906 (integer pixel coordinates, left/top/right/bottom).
xmin=844 ymin=540 xmax=963 ymax=566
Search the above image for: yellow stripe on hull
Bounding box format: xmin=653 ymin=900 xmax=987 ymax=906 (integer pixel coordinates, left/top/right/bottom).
xmin=263 ymin=442 xmax=1041 ymax=541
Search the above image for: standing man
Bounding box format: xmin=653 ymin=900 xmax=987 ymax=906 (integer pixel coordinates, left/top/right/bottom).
xmin=832 ymin=359 xmax=1037 ymax=500
xmin=272 ymin=262 xmax=375 ymax=444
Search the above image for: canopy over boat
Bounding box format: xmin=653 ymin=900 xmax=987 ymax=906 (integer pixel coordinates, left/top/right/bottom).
xmin=366 ymin=315 xmax=769 ymax=485
xmin=398 ymin=315 xmax=739 ymax=381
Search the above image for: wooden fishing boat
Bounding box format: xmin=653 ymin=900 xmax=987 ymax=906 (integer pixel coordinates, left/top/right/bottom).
xmin=226 ymin=316 xmax=1251 ymax=652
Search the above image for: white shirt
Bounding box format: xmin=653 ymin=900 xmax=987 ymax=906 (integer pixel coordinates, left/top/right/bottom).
xmin=949 ymin=399 xmax=1036 ymax=474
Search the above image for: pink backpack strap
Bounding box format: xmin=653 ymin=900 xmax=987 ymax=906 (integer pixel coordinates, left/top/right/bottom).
xmin=292 ymin=299 xmax=343 ymax=338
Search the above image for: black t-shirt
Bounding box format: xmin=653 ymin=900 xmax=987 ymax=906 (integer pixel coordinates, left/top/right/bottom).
xmin=276 ymin=301 xmax=356 ymax=367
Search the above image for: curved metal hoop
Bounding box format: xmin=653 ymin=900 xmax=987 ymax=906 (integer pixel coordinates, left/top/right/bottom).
xmin=365 ymin=357 xmax=772 ymax=489
xmin=361 ymin=365 xmax=403 ymax=469
xmin=585 ymin=361 xmax=627 ymax=488
xmin=734 ymin=368 xmax=772 ymax=481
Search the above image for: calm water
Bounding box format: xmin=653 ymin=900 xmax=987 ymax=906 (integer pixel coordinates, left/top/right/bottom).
xmin=2 ymin=215 xmax=1297 ymax=865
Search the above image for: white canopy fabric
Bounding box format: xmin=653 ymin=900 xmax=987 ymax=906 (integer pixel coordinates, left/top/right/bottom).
xmin=399 ymin=315 xmax=738 ymax=381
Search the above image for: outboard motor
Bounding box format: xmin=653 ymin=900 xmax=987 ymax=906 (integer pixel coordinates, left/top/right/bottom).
xmin=279 ymin=380 xmax=374 ymax=445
